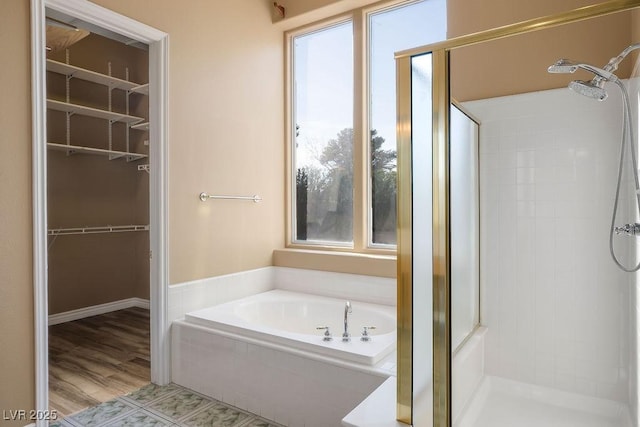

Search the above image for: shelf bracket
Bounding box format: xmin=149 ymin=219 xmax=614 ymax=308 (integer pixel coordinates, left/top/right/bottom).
xmin=65 ymin=111 xmax=72 ymax=146
xmin=138 ymin=164 xmax=150 ymax=173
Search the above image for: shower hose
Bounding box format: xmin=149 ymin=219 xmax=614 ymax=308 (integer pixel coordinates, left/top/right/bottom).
xmin=609 ymin=79 xmax=640 ymax=272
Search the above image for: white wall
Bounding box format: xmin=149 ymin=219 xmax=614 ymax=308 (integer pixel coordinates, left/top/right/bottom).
xmin=465 ymin=84 xmax=633 ymax=403
xmin=628 ymin=75 xmax=640 ymax=425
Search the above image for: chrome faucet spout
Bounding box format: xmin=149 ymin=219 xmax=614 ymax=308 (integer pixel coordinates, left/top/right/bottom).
xmin=343 ymin=301 xmax=352 ymax=341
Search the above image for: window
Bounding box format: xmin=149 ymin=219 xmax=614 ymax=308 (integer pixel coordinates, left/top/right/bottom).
xmin=289 ymin=0 xmax=446 ymax=250
xmin=293 ymin=22 xmax=354 ymax=244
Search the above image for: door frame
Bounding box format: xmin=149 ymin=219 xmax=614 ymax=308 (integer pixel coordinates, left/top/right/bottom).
xmin=30 ymin=0 xmax=169 ymax=423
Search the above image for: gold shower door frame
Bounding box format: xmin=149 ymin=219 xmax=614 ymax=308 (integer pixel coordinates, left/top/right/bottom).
xmin=394 ymin=1 xmax=640 ymax=425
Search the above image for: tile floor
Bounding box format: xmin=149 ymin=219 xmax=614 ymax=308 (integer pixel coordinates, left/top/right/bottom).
xmin=50 ymin=383 xmax=284 ymax=427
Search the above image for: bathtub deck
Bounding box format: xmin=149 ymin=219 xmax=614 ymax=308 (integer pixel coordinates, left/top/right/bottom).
xmin=184 ymin=289 xmax=396 ymax=366
xmin=455 ymin=376 xmax=631 ymax=427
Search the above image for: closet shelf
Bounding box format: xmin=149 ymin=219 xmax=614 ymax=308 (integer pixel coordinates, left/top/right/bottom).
xmin=130 ymin=83 xmax=149 ymax=95
xmin=47 ymin=99 xmax=145 ymax=124
xmin=48 ymin=142 xmax=148 ymax=162
xmin=48 ymin=224 xmax=149 ymax=236
xmin=46 ymin=59 xmax=142 ymax=91
xmin=131 ymin=122 xmax=149 ymax=131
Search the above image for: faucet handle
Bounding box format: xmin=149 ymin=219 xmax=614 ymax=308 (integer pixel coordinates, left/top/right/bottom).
xmin=361 ymin=326 xmax=376 ymax=342
xmin=615 ymin=223 xmax=640 ymax=236
xmin=316 ymin=326 xmax=332 ymax=341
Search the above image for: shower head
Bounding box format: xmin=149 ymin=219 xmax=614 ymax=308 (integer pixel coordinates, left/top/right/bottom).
xmin=548 ymin=58 xmax=621 ymax=101
xmin=547 ymin=59 xmax=580 ymax=73
xmin=547 ymin=59 xmax=618 ymax=81
xmin=568 ymin=80 xmax=608 ymax=101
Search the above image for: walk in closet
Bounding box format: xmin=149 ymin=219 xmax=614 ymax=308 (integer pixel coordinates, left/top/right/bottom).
xmin=45 ymin=18 xmax=151 ymax=415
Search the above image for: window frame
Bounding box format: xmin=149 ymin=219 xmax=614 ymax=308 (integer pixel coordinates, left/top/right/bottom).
xmin=286 ymin=0 xmax=418 ymax=254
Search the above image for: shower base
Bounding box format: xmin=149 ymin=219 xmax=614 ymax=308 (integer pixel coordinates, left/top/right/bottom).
xmin=455 ymin=376 xmax=632 ymax=427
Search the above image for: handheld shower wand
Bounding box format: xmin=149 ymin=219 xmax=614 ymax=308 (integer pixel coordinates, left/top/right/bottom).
xmin=548 ymin=43 xmax=640 ymax=271
xmin=548 ymin=44 xmax=640 ymax=102
xmin=547 ymin=59 xmax=619 ymax=101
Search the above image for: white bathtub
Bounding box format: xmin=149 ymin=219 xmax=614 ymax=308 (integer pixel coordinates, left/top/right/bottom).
xmin=173 ymin=286 xmax=396 ymax=426
xmin=184 ymin=289 xmax=396 ymax=365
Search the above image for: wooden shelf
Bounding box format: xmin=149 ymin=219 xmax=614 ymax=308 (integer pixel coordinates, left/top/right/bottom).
xmin=47 ymin=59 xmax=142 ymax=91
xmin=47 ymin=99 xmax=145 ymax=124
xmin=131 ymin=122 xmax=149 ymax=131
xmin=48 ymin=142 xmax=148 ymax=162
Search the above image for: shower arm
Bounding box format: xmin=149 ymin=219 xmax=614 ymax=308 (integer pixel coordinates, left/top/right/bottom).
xmin=589 ymin=43 xmax=640 ymax=87
xmin=604 ymin=43 xmax=640 ymax=73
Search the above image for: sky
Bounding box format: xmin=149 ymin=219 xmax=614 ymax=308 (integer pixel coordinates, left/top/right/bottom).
xmin=293 ymin=0 xmax=447 ymax=170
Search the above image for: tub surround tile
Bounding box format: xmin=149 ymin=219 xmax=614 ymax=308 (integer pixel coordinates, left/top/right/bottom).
xmin=274 ymin=267 xmax=396 ymax=306
xmin=169 ymin=267 xmax=276 ymax=321
xmin=169 ymin=266 xmax=396 ymax=323
xmin=167 ymin=266 xmax=396 ymax=426
xmin=172 ymin=321 xmax=388 ymax=426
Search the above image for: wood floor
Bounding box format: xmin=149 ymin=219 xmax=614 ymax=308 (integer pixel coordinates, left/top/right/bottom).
xmin=48 ymin=307 xmax=150 ymax=417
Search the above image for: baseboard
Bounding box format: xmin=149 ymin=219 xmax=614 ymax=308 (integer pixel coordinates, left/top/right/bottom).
xmin=48 ymin=297 xmax=150 ymax=325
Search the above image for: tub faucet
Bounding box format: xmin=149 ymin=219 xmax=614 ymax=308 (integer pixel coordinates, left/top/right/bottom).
xmin=343 ymin=301 xmax=352 ymax=342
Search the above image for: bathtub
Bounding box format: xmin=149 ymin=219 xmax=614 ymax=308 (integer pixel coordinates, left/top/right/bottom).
xmin=184 ymin=289 xmax=396 ymax=365
xmin=172 ymin=287 xmax=396 ymax=426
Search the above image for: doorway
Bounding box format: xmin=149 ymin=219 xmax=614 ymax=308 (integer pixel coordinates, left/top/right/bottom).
xmin=31 ymin=0 xmax=169 ymax=424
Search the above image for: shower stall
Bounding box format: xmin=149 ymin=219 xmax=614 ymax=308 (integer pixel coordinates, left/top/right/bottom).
xmin=394 ymin=2 xmax=640 ymax=426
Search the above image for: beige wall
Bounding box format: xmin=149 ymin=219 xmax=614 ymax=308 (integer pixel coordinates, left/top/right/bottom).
xmin=451 ymin=11 xmax=633 ymax=101
xmin=447 ymin=0 xmax=603 ymax=37
xmin=88 ymin=0 xmax=287 ymax=285
xmin=47 ymin=34 xmax=150 ymax=314
xmin=448 ymin=0 xmax=634 ymax=101
xmin=0 ymin=1 xmax=35 ymax=424
xmin=275 ymin=0 xmax=376 ymax=23
xmin=633 ymin=9 xmax=640 ymax=70
xmin=447 ymin=0 xmax=632 ymax=101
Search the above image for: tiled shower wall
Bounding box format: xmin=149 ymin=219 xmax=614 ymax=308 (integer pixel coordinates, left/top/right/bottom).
xmin=465 ymin=84 xmax=634 ymax=403
xmin=629 ymin=76 xmax=640 ymax=425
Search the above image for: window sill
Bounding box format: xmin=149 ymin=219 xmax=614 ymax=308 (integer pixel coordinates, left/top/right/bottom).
xmin=273 ymin=248 xmax=396 ymax=278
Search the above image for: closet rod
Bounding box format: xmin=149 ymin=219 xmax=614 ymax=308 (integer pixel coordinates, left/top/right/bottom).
xmin=48 ymin=224 xmax=149 ymax=236
xmin=199 ymin=192 xmax=262 ymax=203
